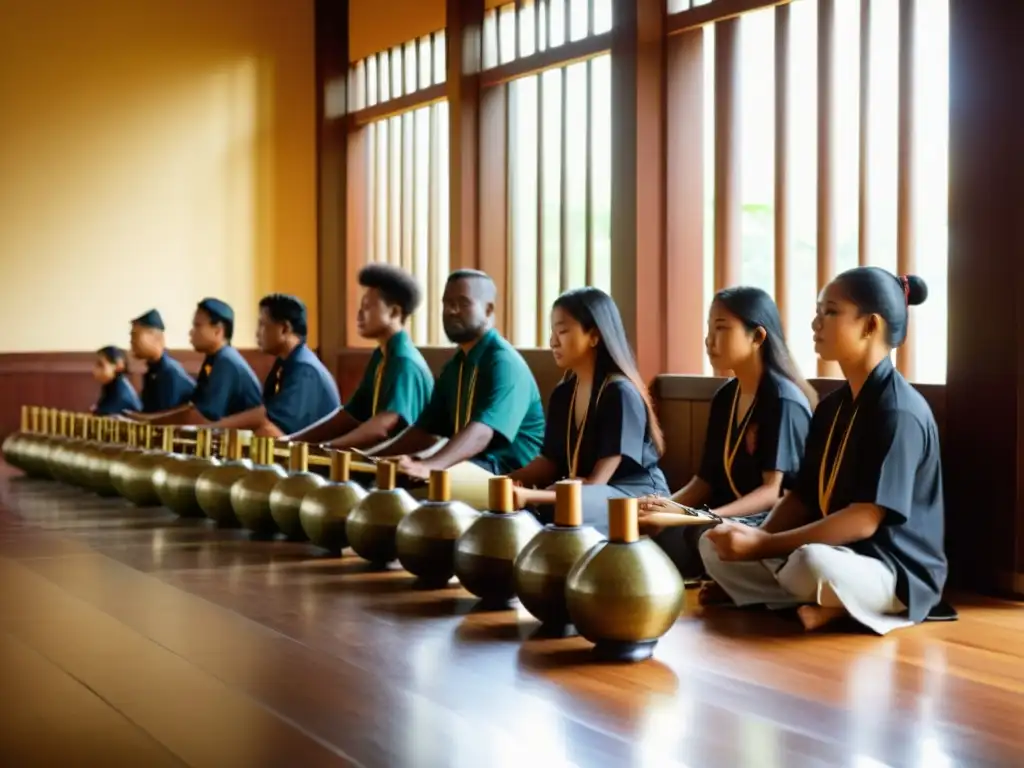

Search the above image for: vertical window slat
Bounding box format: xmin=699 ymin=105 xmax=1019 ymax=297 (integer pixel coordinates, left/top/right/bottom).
xmin=816 ymin=0 xmax=838 ymax=377
xmin=895 ymin=0 xmax=917 ymax=377
xmin=774 ymin=4 xmax=791 ymax=334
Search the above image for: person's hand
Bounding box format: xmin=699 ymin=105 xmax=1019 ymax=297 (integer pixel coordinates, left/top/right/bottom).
xmin=637 ymin=495 xmax=678 ymax=516
xmin=637 ymin=495 xmax=677 ymax=537
xmin=512 ymin=485 xmax=535 ymax=510
xmin=704 ymin=522 xmax=770 ymax=561
xmin=396 ymin=456 xmax=431 ymax=481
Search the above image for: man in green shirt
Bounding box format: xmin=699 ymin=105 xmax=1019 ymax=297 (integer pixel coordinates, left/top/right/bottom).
xmin=378 ymin=269 xmax=546 ymax=479
xmin=290 ymin=264 xmax=433 ymax=447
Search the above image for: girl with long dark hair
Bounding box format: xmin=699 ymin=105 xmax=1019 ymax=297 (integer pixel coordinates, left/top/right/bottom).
xmin=638 ymin=286 xmax=815 ymax=585
xmin=509 ymin=287 xmax=669 ymax=533
xmin=700 ymin=268 xmax=948 ymax=634
xmin=92 ymin=345 xmax=142 ymax=415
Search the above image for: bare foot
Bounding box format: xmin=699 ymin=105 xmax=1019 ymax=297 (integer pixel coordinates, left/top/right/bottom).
xmin=796 ymin=605 xmax=847 ymax=631
xmin=698 ymin=582 xmax=732 ymax=606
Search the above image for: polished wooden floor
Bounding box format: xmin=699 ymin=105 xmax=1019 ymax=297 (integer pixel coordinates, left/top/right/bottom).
xmin=1 ymin=470 xmax=1022 ymax=768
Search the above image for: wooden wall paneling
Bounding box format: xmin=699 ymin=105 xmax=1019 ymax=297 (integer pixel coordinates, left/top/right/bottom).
xmin=0 ymin=350 xmax=275 ymax=439
xmin=610 ymin=0 xmax=667 ymax=384
xmin=654 ymin=400 xmax=693 ymax=490
xmin=689 ymin=400 xmax=713 ymax=482
xmin=447 ymin=0 xmax=484 ymax=274
xmin=945 ymin=0 xmax=1024 ymax=598
xmin=665 ymin=29 xmax=707 ymax=374
xmin=315 ymin=0 xmax=350 ymax=369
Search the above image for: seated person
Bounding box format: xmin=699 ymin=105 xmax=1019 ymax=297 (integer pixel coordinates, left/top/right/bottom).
xmin=290 ymin=264 xmax=433 ymax=449
xmin=132 ymin=298 xmax=262 ymax=425
xmin=212 ymin=294 xmax=341 ymax=437
xmin=92 ymin=346 xmax=142 ymax=415
xmin=128 ymin=309 xmax=196 ymax=413
xmin=508 ymin=287 xmax=670 ymax=534
xmin=637 ymin=287 xmax=815 ymax=583
xmin=699 ymin=268 xmax=948 ymax=635
xmin=375 ymin=270 xmax=545 ymax=504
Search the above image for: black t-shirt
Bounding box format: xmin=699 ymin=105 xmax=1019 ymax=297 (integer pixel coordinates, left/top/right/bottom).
xmin=793 ymin=356 xmax=948 ymax=622
xmin=698 ymin=370 xmax=813 ymax=511
xmin=541 ymin=368 xmax=669 ymax=496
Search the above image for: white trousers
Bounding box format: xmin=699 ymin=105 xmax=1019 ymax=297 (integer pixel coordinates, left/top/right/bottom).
xmin=697 ymin=535 xmax=913 ymax=635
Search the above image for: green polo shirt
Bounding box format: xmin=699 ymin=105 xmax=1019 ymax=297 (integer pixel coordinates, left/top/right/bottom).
xmin=415 ymin=328 xmax=545 ymax=474
xmin=344 ymin=330 xmax=434 ymax=432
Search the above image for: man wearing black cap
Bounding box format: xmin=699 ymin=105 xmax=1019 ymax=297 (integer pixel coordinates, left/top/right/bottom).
xmin=125 ymin=309 xmax=195 ymax=414
xmin=210 ymin=293 xmax=341 ymax=437
xmin=137 ymin=297 xmax=263 ymax=425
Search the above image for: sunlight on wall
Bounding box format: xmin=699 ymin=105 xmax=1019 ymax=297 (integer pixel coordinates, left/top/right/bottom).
xmin=0 ymin=0 xmax=316 ymax=352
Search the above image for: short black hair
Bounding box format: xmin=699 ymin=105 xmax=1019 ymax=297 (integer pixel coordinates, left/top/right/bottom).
xmin=259 ymin=293 xmax=308 ymax=339
xmin=446 ymin=269 xmax=497 ymax=302
xmin=359 ymin=263 xmax=422 ymax=320
xmin=97 ymin=345 xmax=129 ymax=374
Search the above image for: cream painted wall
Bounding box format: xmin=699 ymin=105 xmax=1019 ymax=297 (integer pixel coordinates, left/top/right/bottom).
xmin=0 ymin=0 xmax=318 ymax=351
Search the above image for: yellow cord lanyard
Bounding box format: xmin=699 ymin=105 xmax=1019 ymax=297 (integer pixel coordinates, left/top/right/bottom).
xmin=371 ymin=347 xmax=387 ymax=416
xmin=722 ymin=383 xmax=758 ymax=500
xmin=453 ymin=360 xmax=478 ymax=435
xmin=818 ymin=402 xmax=859 ymax=516
xmin=274 ymin=366 xmax=283 ymax=395
xmin=566 ymin=375 xmax=617 ymax=479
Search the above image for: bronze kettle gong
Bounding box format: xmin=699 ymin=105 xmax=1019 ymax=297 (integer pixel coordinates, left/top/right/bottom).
xmin=230 ymin=437 xmax=288 ymax=535
xmin=513 ymin=479 xmax=605 ymax=631
xmin=345 ymin=460 xmax=418 ymax=566
xmin=453 ymin=476 xmax=543 ymax=606
xmin=396 ymin=469 xmax=480 ymax=586
xmin=565 ymin=497 xmax=685 ymax=662
xmin=156 ymin=428 xmax=221 ymax=516
xmin=195 ymin=429 xmax=254 ymax=526
xmin=268 ymin=442 xmax=326 ymax=540
xmin=298 ymin=450 xmax=367 ymax=553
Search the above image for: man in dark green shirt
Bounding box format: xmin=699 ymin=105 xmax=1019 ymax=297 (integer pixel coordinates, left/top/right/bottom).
xmin=291 ymin=264 xmax=434 ymax=448
xmin=377 ymin=269 xmax=546 ymax=478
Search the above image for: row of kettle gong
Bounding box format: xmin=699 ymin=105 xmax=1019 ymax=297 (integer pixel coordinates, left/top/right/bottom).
xmin=3 ymin=406 xmax=685 ymax=662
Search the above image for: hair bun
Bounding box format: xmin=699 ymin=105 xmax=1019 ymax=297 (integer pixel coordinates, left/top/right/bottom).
xmin=904 ymin=275 xmax=928 ymax=306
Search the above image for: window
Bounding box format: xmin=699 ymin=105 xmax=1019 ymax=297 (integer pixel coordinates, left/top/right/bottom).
xmin=348 ymin=34 xmax=450 ymax=347
xmin=483 ymin=0 xmax=612 ymax=69
xmin=348 ymin=32 xmax=446 ymax=112
xmin=483 ymin=2 xmax=612 ymax=348
xmin=675 ymin=0 xmax=950 ymax=382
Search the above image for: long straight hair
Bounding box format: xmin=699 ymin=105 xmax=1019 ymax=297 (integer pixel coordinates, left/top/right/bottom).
xmin=712 ymin=286 xmax=819 ymax=409
xmin=552 ymin=287 xmax=665 ymax=454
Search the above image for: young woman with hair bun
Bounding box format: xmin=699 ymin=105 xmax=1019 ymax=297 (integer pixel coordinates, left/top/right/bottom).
xmin=700 ymin=267 xmax=949 ymax=634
